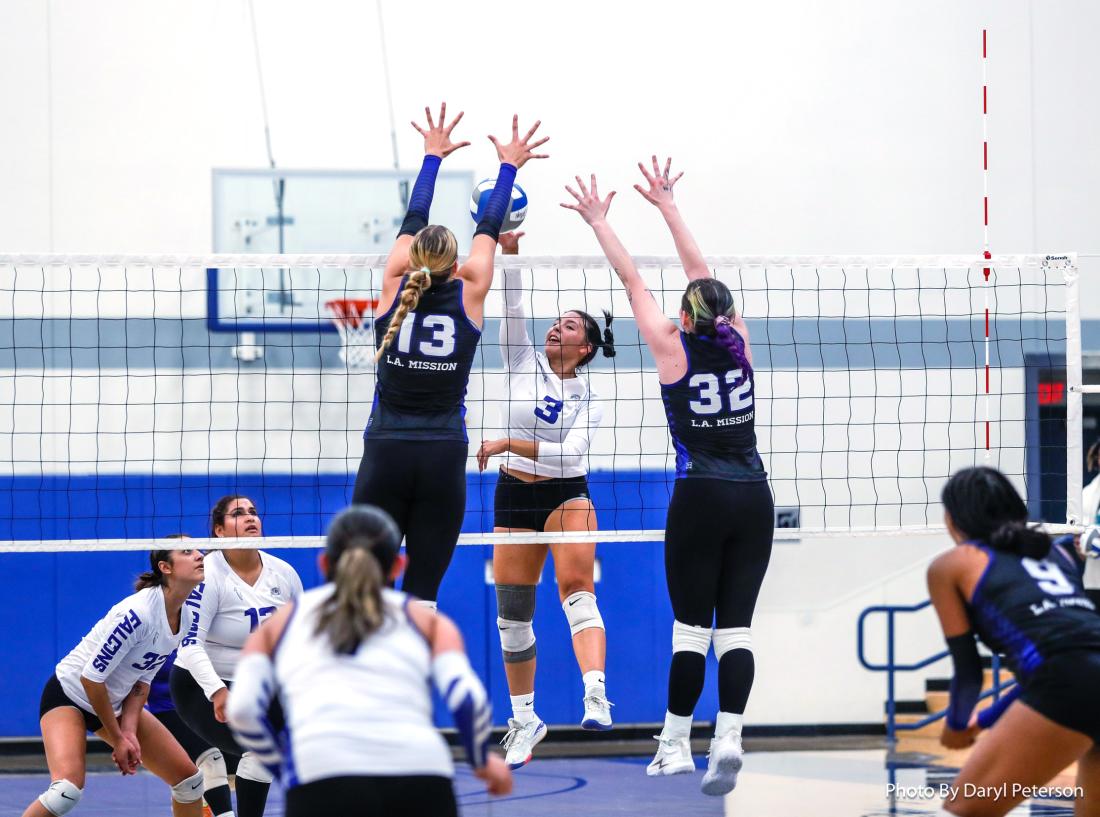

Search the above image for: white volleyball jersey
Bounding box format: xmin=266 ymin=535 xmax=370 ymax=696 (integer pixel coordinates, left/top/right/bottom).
xmin=175 ymin=550 xmax=302 ymax=698
xmin=274 ymin=586 xmax=453 ymax=782
xmin=497 ymin=267 xmax=604 ymax=479
xmin=56 ymin=586 xmax=198 ymax=715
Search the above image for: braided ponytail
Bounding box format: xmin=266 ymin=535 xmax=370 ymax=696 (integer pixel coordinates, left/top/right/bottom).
xmin=376 ymin=269 xmax=432 ymax=361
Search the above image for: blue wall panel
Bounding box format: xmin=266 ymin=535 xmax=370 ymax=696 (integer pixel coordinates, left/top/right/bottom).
xmin=0 ymin=471 xmax=723 ymax=737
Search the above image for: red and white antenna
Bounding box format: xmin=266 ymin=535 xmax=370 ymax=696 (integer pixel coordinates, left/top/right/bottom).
xmin=982 ymin=28 xmax=992 ymax=461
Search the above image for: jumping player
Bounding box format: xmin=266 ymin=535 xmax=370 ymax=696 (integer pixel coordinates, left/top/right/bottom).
xmin=226 ymin=505 xmax=512 ymax=817
xmin=22 ymin=548 xmax=208 ymax=817
xmin=563 ymin=159 xmax=773 ymax=796
xmin=351 ymin=103 xmax=548 ymax=608
xmin=476 ymin=230 xmax=615 ymax=767
xmin=929 ymin=466 xmax=1100 ymax=817
xmin=171 ymin=496 xmax=303 ymax=817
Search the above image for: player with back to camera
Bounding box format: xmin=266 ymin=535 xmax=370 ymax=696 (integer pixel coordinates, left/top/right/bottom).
xmin=476 ymin=229 xmax=616 ymax=768
xmin=928 ymin=466 xmax=1100 ymax=817
xmin=171 ymin=496 xmax=304 ymax=817
xmin=226 ymin=504 xmax=512 ymax=817
xmin=147 ymin=535 xmax=234 ymax=817
xmin=22 ymin=548 xmax=208 ymax=817
xmin=351 ymin=103 xmax=549 ymax=609
xmin=563 ymin=158 xmax=773 ymax=796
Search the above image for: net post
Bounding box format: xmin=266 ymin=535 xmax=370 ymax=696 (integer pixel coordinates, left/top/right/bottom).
xmin=1064 ymin=258 xmax=1084 ymax=525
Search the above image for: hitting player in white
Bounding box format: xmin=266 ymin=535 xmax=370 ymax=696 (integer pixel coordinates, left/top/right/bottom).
xmin=171 ymin=495 xmax=303 ymax=817
xmin=23 ymin=548 xmax=207 ymax=817
xmin=476 ymin=231 xmax=615 ymax=768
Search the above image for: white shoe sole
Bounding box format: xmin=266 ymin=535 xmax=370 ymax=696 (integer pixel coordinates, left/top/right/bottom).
xmin=700 ymin=750 xmax=743 ymax=795
xmin=646 ymin=760 xmax=695 ymax=777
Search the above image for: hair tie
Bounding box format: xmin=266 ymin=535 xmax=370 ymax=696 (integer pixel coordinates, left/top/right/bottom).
xmin=715 ymin=315 xmax=732 ymax=328
xmin=419 ymin=266 xmax=431 ymax=275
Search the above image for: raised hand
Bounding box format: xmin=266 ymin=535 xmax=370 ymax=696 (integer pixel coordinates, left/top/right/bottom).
xmin=411 ymin=102 xmax=471 ymax=159
xmin=489 ymin=115 xmax=550 ymax=169
xmin=498 ymin=231 xmax=525 ymax=255
xmin=634 ymin=155 xmax=683 ymax=209
xmin=560 ymin=174 xmax=616 ymax=226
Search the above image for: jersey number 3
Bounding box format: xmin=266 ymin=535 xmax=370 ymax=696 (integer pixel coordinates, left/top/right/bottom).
xmin=689 ymin=370 xmax=752 ymax=416
xmin=396 ymin=312 xmax=456 ymax=358
xmin=1021 ymin=558 xmax=1075 ymax=596
xmin=534 ymin=396 xmax=564 ymax=424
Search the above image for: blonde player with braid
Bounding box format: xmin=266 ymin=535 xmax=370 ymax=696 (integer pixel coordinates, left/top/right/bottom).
xmin=351 ymin=103 xmax=549 ymax=607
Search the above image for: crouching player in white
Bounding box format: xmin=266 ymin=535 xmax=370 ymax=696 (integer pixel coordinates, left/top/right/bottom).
xmin=227 ymin=505 xmax=512 ymax=817
xmin=22 ymin=548 xmax=208 ymax=817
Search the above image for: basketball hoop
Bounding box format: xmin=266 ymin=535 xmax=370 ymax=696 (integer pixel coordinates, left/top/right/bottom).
xmin=325 ymin=298 xmax=380 ymax=369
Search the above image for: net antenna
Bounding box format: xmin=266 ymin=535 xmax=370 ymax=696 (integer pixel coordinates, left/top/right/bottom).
xmin=326 ymin=297 xmax=381 ymax=369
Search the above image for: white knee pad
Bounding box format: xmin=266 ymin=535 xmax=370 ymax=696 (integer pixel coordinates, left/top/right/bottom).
xmin=497 ymin=617 xmax=536 ymax=662
xmin=197 ymin=748 xmax=228 ymax=790
xmin=237 ymin=751 xmax=275 ymax=784
xmin=672 ymin=620 xmax=712 ymax=656
xmin=562 ymin=591 xmax=604 ymax=636
xmin=38 ymin=779 xmax=82 ymax=816
xmin=713 ymin=627 xmax=752 ymax=660
xmin=171 ymin=769 xmax=204 ymax=804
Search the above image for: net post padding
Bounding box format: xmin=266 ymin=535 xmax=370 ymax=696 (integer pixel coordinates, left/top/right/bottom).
xmin=1065 ymin=261 xmax=1084 ymax=525
xmin=325 ymin=298 xmax=379 ymax=369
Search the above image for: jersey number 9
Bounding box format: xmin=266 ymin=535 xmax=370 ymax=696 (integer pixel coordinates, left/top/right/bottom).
xmin=1021 ymin=558 xmax=1075 ymax=596
xmin=396 ymin=312 xmax=456 ymax=358
xmin=689 ymin=370 xmax=752 ymax=416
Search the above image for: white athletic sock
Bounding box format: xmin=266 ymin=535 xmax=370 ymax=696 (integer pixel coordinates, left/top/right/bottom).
xmin=511 ymin=693 xmax=536 ymax=724
xmin=582 ymin=670 xmax=606 ymax=694
xmin=661 ymin=711 xmax=693 ymax=741
xmin=215 ymin=812 xmax=234 ymax=817
xmin=715 ymin=711 xmax=743 ymax=739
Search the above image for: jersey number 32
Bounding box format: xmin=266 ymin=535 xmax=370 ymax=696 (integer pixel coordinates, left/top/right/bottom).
xmin=689 ymin=370 xmax=752 ymax=416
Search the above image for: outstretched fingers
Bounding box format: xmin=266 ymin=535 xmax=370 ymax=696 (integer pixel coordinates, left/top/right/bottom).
xmin=575 ymin=175 xmax=589 ymax=197
xmin=638 ymin=161 xmax=655 ymax=184
xmin=444 ymin=108 xmax=464 ymax=133
xmin=523 ymin=119 xmax=542 ymax=143
xmin=425 ymin=105 xmax=436 ymax=130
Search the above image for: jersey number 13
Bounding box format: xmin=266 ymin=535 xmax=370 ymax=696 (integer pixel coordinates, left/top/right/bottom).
xmin=396 ymin=312 xmax=456 ymax=358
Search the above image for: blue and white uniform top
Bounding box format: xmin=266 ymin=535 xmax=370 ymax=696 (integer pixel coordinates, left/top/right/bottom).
xmin=966 ymin=540 xmax=1100 ymax=682
xmin=497 ymin=268 xmax=604 ymax=478
xmin=273 ymin=585 xmax=454 ymax=783
xmin=174 ymin=550 xmax=302 ymax=699
xmin=56 ymin=586 xmax=199 ymax=716
xmin=660 ymin=330 xmax=767 ymax=481
xmin=368 ymin=275 xmax=482 ymax=442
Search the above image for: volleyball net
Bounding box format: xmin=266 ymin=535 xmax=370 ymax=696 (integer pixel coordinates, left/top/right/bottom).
xmin=0 ymin=252 xmax=1080 ymax=552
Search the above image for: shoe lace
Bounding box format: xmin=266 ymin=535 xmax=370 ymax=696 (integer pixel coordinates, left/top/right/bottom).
xmin=584 ymin=693 xmax=614 ymax=711
xmin=500 ymin=725 xmax=521 ymax=750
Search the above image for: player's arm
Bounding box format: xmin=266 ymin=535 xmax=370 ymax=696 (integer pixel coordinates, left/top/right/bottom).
xmin=498 ymin=231 xmax=537 ymax=371
xmin=927 ymin=550 xmax=982 ymax=748
xmin=173 ymin=571 xmax=229 ymax=714
xmin=459 ymin=115 xmax=549 ymax=325
xmin=478 ymin=400 xmax=603 ymax=473
xmin=380 ymin=103 xmax=471 ymax=311
xmin=634 ymin=156 xmax=710 ymax=281
xmin=225 ymin=603 xmax=294 ymax=779
xmin=562 ymin=175 xmax=683 ymax=381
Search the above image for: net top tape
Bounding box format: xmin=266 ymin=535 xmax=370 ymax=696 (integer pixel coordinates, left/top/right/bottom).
xmin=0 ymin=253 xmax=1078 ymax=269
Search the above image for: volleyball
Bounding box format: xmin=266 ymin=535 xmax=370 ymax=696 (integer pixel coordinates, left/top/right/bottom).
xmin=469 ymin=178 xmax=528 ymax=233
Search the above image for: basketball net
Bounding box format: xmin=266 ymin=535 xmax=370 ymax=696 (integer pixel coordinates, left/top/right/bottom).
xmin=325 ymin=298 xmax=379 ymax=369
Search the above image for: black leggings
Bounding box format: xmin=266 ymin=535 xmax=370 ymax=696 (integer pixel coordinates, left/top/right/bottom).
xmin=285 ymin=775 xmax=457 ymax=817
xmin=664 ymin=478 xmax=774 ymax=717
xmin=352 ymin=437 xmax=468 ymax=602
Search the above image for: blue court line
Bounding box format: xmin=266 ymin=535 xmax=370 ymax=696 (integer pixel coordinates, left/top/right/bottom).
xmin=453 ymin=767 xmax=587 ymax=806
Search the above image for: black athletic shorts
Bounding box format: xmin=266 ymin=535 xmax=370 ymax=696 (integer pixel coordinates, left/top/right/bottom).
xmin=39 ymin=674 xmax=102 ymax=733
xmin=285 ymin=775 xmax=457 ymax=817
xmin=1019 ymin=649 xmax=1100 ymax=743
xmin=493 ymin=470 xmax=591 ymax=531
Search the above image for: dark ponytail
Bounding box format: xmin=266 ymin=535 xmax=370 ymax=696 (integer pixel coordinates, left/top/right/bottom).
xmin=941 ymin=466 xmax=1051 ymax=559
xmin=571 ymin=309 xmax=616 ymax=367
xmin=682 ymin=278 xmax=752 ymax=385
xmin=315 ymin=505 xmax=403 ymax=654
xmin=135 ymin=548 xmax=175 ymax=591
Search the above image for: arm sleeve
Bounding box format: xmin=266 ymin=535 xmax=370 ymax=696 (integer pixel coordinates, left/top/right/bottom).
xmin=473 ymin=163 xmax=517 ymax=241
xmin=534 ymin=398 xmax=604 ymax=472
xmin=945 ymin=632 xmax=983 ymax=730
xmin=173 ymin=574 xmax=228 ymax=700
xmin=399 ymin=154 xmax=442 ymax=237
xmin=432 ymin=650 xmax=492 ymax=769
xmin=976 ymin=683 xmax=1020 ymax=729
xmin=499 ymin=267 xmax=535 ymax=372
xmin=226 ymin=652 xmax=282 ymax=778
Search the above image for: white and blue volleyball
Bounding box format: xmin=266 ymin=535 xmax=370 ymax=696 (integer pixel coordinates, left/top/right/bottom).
xmin=469 ymin=179 xmax=528 ymax=233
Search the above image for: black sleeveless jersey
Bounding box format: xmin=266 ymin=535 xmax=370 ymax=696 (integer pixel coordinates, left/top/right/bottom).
xmin=367 ymin=276 xmax=482 ymax=441
xmin=967 ymin=541 xmax=1100 ymax=682
xmin=660 ymin=331 xmax=767 ymax=482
